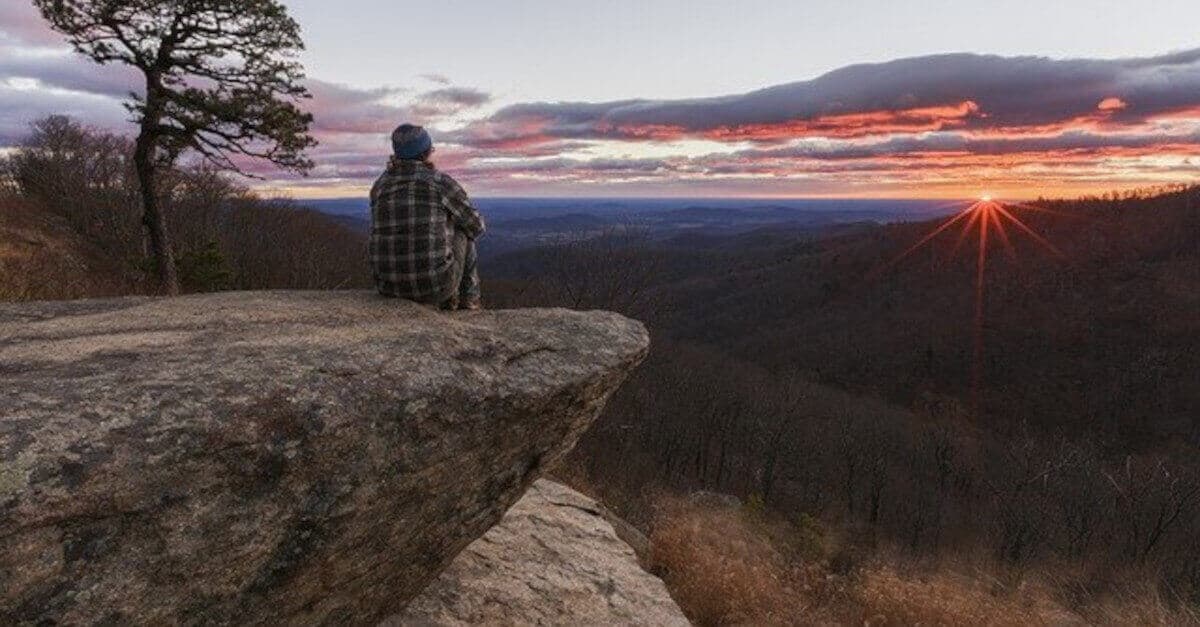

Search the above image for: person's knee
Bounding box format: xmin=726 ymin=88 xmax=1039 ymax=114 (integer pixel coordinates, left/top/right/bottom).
xmin=450 ymin=231 xmax=471 ymax=262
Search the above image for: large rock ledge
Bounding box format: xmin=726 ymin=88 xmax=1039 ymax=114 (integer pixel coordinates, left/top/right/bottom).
xmin=392 ymin=480 xmax=688 ymax=626
xmin=0 ymin=291 xmax=649 ymax=625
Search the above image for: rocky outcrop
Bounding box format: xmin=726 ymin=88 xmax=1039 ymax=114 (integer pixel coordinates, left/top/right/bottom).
xmin=0 ymin=291 xmax=648 ymax=625
xmin=392 ymin=479 xmax=688 ymax=626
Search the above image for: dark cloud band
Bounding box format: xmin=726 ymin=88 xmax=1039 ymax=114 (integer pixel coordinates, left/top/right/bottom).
xmin=452 ymin=50 xmax=1200 ymax=147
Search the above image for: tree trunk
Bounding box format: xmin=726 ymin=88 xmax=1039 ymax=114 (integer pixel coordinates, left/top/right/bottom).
xmin=135 ymin=83 xmax=180 ymax=296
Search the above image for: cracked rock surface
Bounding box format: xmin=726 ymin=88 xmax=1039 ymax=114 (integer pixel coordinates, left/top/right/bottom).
xmin=0 ymin=291 xmax=648 ymax=625
xmin=391 ymin=479 xmax=688 ymax=627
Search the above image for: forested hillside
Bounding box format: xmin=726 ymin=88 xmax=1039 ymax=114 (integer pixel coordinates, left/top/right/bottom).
xmin=1 ymin=117 xmax=369 ymax=299
xmin=488 ymin=186 xmax=1200 ymax=623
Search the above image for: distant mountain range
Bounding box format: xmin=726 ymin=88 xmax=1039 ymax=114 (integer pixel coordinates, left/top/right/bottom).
xmin=302 ymin=197 xmax=958 ymax=223
xmin=302 ymin=197 xmax=963 ymax=259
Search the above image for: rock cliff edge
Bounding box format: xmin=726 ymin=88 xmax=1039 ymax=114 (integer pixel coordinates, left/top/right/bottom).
xmin=394 ymin=479 xmax=688 ymax=626
xmin=0 ymin=291 xmax=649 ymax=624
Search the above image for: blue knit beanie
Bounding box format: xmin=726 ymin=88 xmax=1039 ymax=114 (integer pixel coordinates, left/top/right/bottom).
xmin=391 ymin=124 xmax=433 ymax=159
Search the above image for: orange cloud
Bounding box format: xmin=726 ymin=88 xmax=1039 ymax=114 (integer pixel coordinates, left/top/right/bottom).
xmin=694 ymin=101 xmax=983 ymax=141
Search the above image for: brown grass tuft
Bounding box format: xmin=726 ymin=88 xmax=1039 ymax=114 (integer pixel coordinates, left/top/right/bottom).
xmin=647 ymin=496 xmax=840 ymax=625
xmin=640 ymin=494 xmax=1200 ymax=626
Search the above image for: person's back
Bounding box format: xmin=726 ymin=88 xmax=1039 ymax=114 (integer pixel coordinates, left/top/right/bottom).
xmin=370 ymin=124 xmax=485 ymax=309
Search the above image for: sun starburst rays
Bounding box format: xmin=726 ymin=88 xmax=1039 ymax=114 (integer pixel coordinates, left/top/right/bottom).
xmin=951 ymin=205 xmax=985 ymax=258
xmin=988 ymin=208 xmax=1017 ymax=261
xmin=877 ymin=197 xmax=1064 ymax=415
xmin=991 ymin=203 xmax=1064 ymax=258
xmin=886 ymin=198 xmax=1060 ymax=269
xmin=880 ymin=204 xmax=977 ymax=273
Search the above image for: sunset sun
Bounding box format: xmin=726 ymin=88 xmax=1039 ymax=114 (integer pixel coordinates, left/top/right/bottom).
xmin=876 ymin=194 xmax=1068 ymax=413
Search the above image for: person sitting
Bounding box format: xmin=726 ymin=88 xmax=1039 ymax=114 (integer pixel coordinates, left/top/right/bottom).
xmin=369 ymin=124 xmax=485 ymax=310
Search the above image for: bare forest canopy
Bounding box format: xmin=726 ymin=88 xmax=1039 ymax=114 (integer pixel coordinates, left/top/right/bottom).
xmin=484 ymin=184 xmax=1200 ymax=608
xmin=1 ymin=116 xmax=366 ymax=300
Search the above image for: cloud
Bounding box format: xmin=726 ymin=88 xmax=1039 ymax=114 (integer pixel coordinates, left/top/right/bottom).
xmin=0 ymin=38 xmax=137 ymax=146
xmin=422 ymin=87 xmax=491 ymax=107
xmin=301 ymin=81 xmax=494 ymax=180
xmin=0 ymin=83 xmax=128 ymax=145
xmin=410 ymin=87 xmax=492 ymax=118
xmin=0 ymin=46 xmax=140 ymax=98
xmin=1098 ymin=97 xmax=1128 ymax=112
xmin=303 ymin=81 xmax=495 ymax=134
xmin=728 ymin=127 xmax=1200 ymax=161
xmin=304 ymin=80 xmax=413 ymax=134
xmin=253 ymin=82 xmax=494 ymax=183
xmin=0 ymin=3 xmax=63 ymax=47
xmin=452 ymin=50 xmax=1200 ymax=149
xmin=3 ymin=38 xmax=1197 ymax=197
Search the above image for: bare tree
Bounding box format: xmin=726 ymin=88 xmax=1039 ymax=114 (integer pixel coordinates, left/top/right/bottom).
xmin=35 ymin=0 xmax=316 ymax=294
xmin=533 ymin=223 xmax=667 ymax=320
xmin=6 ymin=116 xmax=144 ymax=259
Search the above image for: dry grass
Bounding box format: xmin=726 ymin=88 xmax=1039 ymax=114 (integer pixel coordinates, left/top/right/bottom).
xmin=855 ymin=565 xmax=1080 ymax=626
xmin=642 ymin=495 xmax=1200 ymax=626
xmin=648 ymin=496 xmax=816 ymax=625
xmin=0 ymin=197 xmax=139 ymax=301
xmin=858 ymin=566 xmax=1200 ymax=626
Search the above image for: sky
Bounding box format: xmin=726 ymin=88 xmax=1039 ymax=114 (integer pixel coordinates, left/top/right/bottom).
xmin=2 ymin=0 xmax=1199 ymax=199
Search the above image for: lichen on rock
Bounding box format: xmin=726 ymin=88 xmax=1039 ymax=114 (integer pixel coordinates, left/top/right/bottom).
xmin=0 ymin=291 xmax=649 ymax=625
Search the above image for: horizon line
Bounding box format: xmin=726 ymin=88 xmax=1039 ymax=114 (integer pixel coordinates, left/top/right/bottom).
xmin=284 ymin=195 xmax=984 ymax=203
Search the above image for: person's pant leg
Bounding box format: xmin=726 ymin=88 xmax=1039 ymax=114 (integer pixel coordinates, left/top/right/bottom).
xmin=456 ymin=235 xmax=481 ymax=307
xmin=439 ymin=230 xmax=481 ymax=310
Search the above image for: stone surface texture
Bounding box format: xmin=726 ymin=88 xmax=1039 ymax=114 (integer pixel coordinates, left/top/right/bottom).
xmin=0 ymin=291 xmax=648 ymax=625
xmin=392 ymin=479 xmax=688 ymax=627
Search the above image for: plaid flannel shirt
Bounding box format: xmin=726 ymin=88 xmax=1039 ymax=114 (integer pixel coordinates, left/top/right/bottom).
xmin=369 ymin=158 xmax=485 ymax=302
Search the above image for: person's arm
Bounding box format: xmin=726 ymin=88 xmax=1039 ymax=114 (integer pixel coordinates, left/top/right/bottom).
xmin=439 ymin=175 xmax=486 ymax=239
